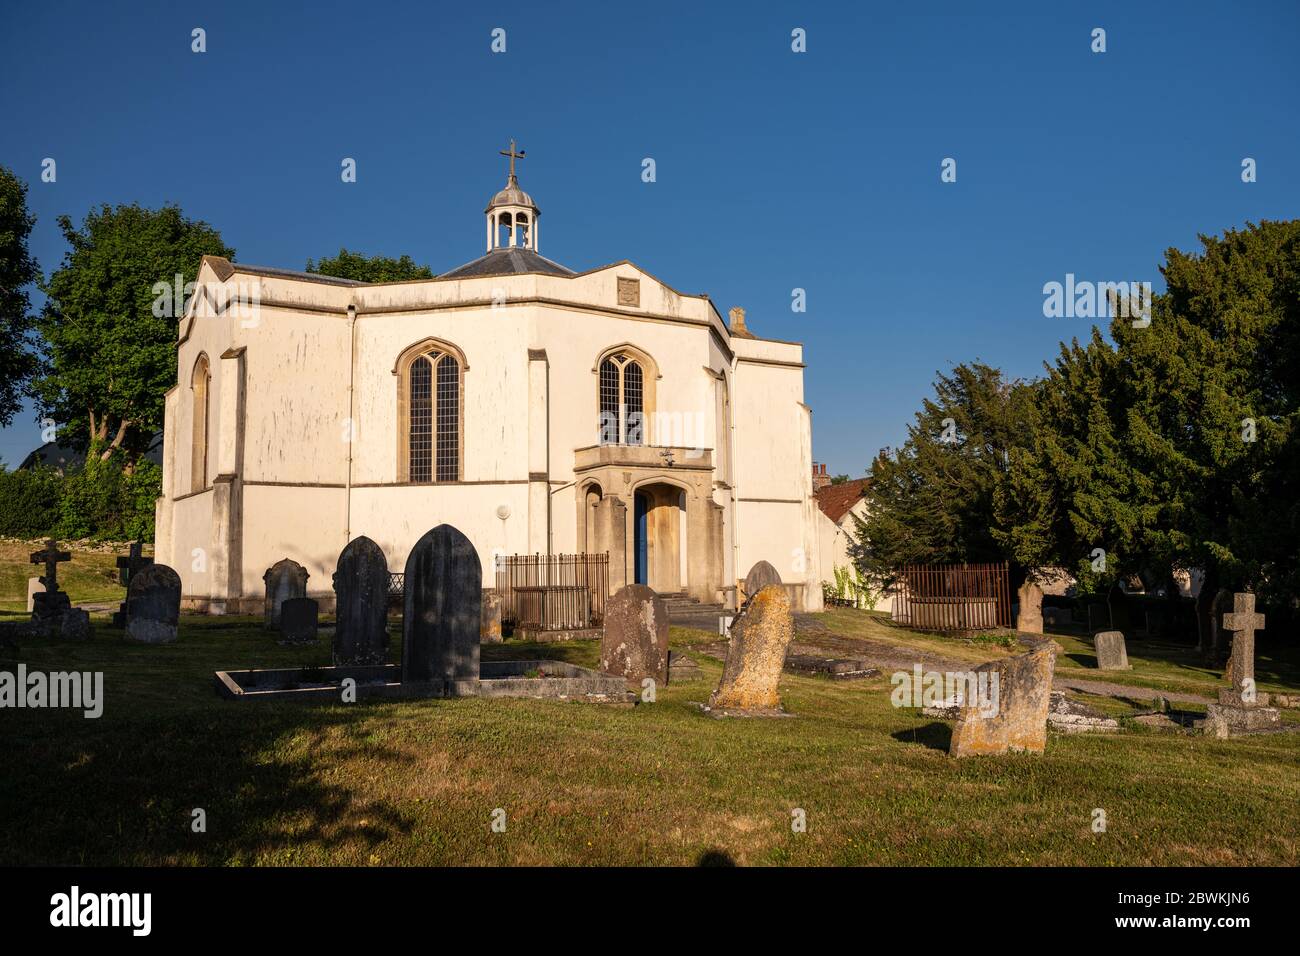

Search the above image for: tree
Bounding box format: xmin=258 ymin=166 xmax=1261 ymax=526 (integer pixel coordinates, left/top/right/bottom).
xmin=35 ymin=203 xmax=233 ymax=463
xmin=994 ymin=330 xmax=1156 ymax=623
xmin=305 ymin=248 xmax=433 ymax=283
xmin=0 ymin=166 xmax=41 ymax=426
xmin=850 ymin=362 xmax=1036 ymax=592
xmin=1118 ymin=221 xmax=1300 ymax=650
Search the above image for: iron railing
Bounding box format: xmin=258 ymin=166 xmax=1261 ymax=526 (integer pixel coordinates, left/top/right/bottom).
xmin=496 ymin=553 xmax=609 ymax=630
xmin=891 ymin=561 xmax=1011 ymax=631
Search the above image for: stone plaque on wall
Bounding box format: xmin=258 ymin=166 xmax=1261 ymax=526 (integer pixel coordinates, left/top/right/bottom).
xmin=617 ymin=277 xmax=640 ymax=307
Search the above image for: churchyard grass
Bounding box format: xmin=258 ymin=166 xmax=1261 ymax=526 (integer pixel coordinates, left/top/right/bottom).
xmin=0 ymin=540 xmax=124 ymax=611
xmin=2 ymin=613 xmax=1297 ymax=866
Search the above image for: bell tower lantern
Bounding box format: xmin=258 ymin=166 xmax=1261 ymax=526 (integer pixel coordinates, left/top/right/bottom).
xmin=485 ymin=139 xmax=541 ymax=252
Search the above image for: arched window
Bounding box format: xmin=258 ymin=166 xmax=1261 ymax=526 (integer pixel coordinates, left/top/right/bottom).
xmin=598 ymin=352 xmax=645 ymax=446
xmin=397 ymin=341 xmax=464 ymax=482
xmin=190 ymin=354 xmax=210 ymax=493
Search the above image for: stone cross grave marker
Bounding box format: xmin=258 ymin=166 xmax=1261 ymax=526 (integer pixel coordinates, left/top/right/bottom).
xmin=332 ymin=536 xmax=390 ymax=665
xmin=402 ymin=524 xmax=481 ymax=690
xmin=113 ymin=541 xmax=153 ymax=626
xmin=29 ymin=538 xmax=72 ymax=622
xmin=1222 ymin=592 xmax=1264 ymax=703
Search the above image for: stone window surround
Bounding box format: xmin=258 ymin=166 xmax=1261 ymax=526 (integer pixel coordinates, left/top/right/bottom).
xmin=393 ymin=337 xmax=468 ymax=483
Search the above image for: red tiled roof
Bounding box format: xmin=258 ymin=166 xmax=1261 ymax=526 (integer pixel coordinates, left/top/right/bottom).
xmin=815 ymin=478 xmax=869 ymax=522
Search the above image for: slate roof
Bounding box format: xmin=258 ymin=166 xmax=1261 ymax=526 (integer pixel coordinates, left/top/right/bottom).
xmin=233 ymin=263 xmax=369 ymax=287
xmin=440 ymin=246 xmax=576 ymax=279
xmin=814 ymin=478 xmax=870 ymax=523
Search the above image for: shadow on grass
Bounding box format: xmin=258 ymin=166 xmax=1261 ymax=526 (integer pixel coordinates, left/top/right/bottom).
xmin=890 ymin=721 xmax=951 ymax=752
xmin=696 ymin=848 xmax=736 ymax=866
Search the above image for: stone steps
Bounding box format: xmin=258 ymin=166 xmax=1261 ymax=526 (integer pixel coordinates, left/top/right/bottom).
xmin=654 ymin=591 xmax=729 ymax=629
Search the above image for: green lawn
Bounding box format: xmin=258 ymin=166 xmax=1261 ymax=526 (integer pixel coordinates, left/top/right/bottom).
xmin=2 ymin=614 xmax=1297 ymax=866
xmin=0 ymin=539 xmax=127 ymax=612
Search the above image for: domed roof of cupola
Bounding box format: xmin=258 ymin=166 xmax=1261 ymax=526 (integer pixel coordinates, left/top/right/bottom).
xmin=485 ymin=176 xmax=536 ymax=213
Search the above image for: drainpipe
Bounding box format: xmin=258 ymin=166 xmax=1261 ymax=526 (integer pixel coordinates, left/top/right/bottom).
xmin=345 ymin=303 xmax=357 ymax=543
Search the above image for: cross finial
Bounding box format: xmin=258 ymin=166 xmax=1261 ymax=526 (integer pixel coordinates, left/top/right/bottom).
xmin=499 ymin=139 xmax=525 ymax=182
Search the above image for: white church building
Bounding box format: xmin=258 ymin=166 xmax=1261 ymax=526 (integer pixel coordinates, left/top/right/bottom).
xmin=155 ymin=148 xmax=824 ymax=614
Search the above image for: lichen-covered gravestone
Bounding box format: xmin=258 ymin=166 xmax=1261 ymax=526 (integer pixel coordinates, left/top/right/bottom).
xmin=709 ymin=584 xmax=794 ymax=713
xmin=402 ymin=524 xmax=481 ymax=692
xmin=263 ymin=558 xmax=310 ymax=629
xmin=1093 ymin=631 xmax=1130 ymax=670
xmin=949 ymin=640 xmax=1059 ymax=757
xmin=280 ymin=597 xmax=319 ymax=645
xmin=332 ymin=536 xmax=389 ymax=665
xmin=480 ymin=588 xmax=503 ymax=644
xmin=743 ymin=560 xmax=782 ymax=602
xmin=1016 ymin=580 xmax=1043 ymax=634
xmin=1205 ymin=592 xmax=1280 ymax=737
xmin=600 ymin=584 xmax=669 ymax=687
xmin=125 ymin=564 xmax=182 ymax=644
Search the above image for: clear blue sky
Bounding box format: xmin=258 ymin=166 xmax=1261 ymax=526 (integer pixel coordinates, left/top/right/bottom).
xmin=1 ymin=0 xmax=1296 ymax=472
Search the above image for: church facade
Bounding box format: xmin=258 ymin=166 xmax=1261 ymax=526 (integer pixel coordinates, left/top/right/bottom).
xmin=154 ymin=153 xmax=823 ymax=614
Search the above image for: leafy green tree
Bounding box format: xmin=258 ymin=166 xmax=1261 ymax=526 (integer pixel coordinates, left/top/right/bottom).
xmin=1118 ymin=220 xmax=1300 ymax=649
xmin=850 ymin=362 xmax=1036 ymax=592
xmin=0 ymin=166 xmax=41 ymax=426
xmin=994 ymin=330 xmax=1156 ymax=623
xmin=35 ymin=203 xmax=233 ymax=463
xmin=305 ymin=248 xmax=433 ymax=283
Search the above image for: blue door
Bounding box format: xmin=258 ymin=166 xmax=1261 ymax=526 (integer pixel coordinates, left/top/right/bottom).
xmin=634 ymin=492 xmax=649 ymax=585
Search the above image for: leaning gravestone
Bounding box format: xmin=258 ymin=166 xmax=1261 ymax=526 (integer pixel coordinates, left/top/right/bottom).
xmin=1016 ymin=580 xmax=1043 ymax=634
xmin=125 ymin=564 xmax=182 ymax=644
xmin=600 ymin=584 xmax=669 ymax=687
xmin=743 ymin=560 xmax=782 ymax=602
xmin=949 ymin=639 xmax=1059 ymax=757
xmin=480 ymin=588 xmax=503 ymax=644
xmin=264 ymin=558 xmax=310 ymax=629
xmin=709 ymin=584 xmax=794 ymax=713
xmin=280 ymin=597 xmax=319 ymax=645
xmin=402 ymin=524 xmax=481 ymax=691
xmin=1093 ymin=630 xmax=1130 ymax=670
xmin=332 ymin=536 xmax=390 ymax=665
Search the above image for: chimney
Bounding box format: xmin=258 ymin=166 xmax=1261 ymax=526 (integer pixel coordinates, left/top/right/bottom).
xmin=728 ymin=306 xmax=754 ymax=338
xmin=812 ymin=461 xmax=832 ymax=491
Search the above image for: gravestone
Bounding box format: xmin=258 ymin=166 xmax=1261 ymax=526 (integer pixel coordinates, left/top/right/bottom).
xmin=280 ymin=597 xmax=319 ymax=645
xmin=949 ymin=640 xmax=1059 ymax=757
xmin=1093 ymin=631 xmax=1130 ymax=670
xmin=60 ymin=608 xmax=92 ymax=642
xmin=1016 ymin=580 xmax=1043 ymax=634
xmin=600 ymin=584 xmax=669 ymax=687
xmin=112 ymin=541 xmax=153 ymax=626
xmin=26 ymin=577 xmax=42 ymax=613
xmin=1202 ymin=592 xmax=1281 ymax=737
xmin=29 ymin=538 xmax=72 ymax=623
xmin=480 ymin=588 xmax=503 ymax=644
xmin=263 ymin=558 xmax=310 ymax=629
xmin=709 ymin=584 xmax=794 ymax=712
xmin=743 ymin=560 xmax=782 ymax=601
xmin=1047 ymin=691 xmax=1119 ymax=734
xmin=125 ymin=564 xmax=182 ymax=644
xmin=332 ymin=536 xmax=390 ymax=665
xmin=402 ymin=524 xmax=481 ymax=690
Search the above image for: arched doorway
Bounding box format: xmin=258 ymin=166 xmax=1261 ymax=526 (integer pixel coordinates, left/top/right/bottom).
xmin=632 ymin=482 xmax=686 ymax=592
